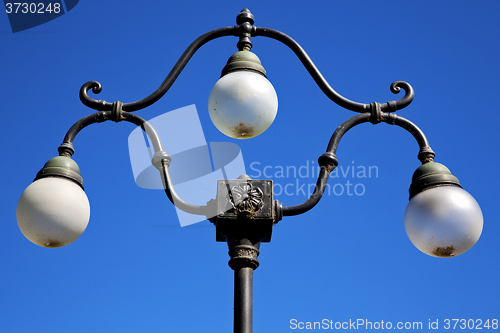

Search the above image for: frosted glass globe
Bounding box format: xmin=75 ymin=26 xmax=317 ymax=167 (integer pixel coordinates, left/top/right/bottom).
xmin=404 ymin=186 xmax=483 ymax=257
xmin=17 ymin=177 xmax=90 ymax=248
xmin=208 ymin=71 xmax=278 ymax=139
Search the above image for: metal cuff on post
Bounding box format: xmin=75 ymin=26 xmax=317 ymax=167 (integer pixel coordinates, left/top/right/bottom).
xmin=318 ymin=152 xmax=339 ymax=173
xmin=369 ymin=102 xmax=382 ymax=124
xmin=228 ymin=244 xmax=260 ymax=270
xmin=111 ymin=101 xmax=124 ymax=123
xmin=152 ymin=151 xmax=172 ymax=170
xmin=58 ymin=142 xmax=75 ymax=157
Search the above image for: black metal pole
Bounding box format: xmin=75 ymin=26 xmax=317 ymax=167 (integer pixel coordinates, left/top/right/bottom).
xmin=227 ymin=234 xmax=261 ymax=333
xmin=234 ymin=266 xmax=253 ymax=333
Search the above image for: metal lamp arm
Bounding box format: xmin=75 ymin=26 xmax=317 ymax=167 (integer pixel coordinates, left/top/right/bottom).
xmin=57 ymin=105 xmax=164 ymax=156
xmin=56 ymin=106 xmax=208 ymax=215
xmin=282 ymin=110 xmax=435 ymax=217
xmin=158 ymin=161 xmax=208 ymax=216
xmin=79 ymin=26 xmax=239 ymax=112
xmin=254 ymin=27 xmax=414 ymax=113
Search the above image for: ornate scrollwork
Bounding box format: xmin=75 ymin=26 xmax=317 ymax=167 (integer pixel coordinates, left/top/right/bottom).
xmin=79 ymin=80 xmax=111 ymax=111
xmin=384 ymin=80 xmax=414 ymax=112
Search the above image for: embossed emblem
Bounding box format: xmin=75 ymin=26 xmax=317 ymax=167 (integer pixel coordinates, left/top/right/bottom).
xmin=230 ymin=183 xmax=264 ymax=214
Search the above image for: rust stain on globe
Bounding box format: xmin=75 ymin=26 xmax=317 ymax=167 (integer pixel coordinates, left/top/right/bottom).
xmin=232 ymin=122 xmax=256 ymax=138
xmin=432 ymin=245 xmax=456 ymax=257
xmin=44 ymin=239 xmax=64 ymax=248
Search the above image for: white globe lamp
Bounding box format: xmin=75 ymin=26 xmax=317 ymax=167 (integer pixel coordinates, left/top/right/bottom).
xmin=208 ymin=51 xmax=278 ymax=139
xmin=404 ymin=162 xmax=483 ymax=257
xmin=16 ymin=156 xmax=90 ymax=248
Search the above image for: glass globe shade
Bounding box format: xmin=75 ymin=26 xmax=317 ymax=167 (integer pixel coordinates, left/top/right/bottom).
xmin=208 ymin=71 xmax=278 ymax=139
xmin=404 ymin=185 xmax=483 ymax=257
xmin=17 ymin=177 xmax=90 ymax=248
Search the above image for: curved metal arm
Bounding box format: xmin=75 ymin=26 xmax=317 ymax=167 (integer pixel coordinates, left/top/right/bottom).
xmin=57 ymin=110 xmax=208 ymax=215
xmin=80 ymin=26 xmax=239 ymax=112
xmin=159 ymin=161 xmax=208 ymax=216
xmin=254 ymin=27 xmax=414 ymax=113
xmin=58 ymin=110 xmax=164 ymax=155
xmin=324 ymin=113 xmax=434 ymax=157
xmin=282 ymin=112 xmax=435 ymax=216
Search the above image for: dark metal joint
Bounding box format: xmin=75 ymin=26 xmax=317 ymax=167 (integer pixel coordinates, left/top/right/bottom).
xmin=237 ymin=22 xmax=254 ymax=35
xmin=417 ymin=147 xmax=436 ymax=164
xmin=58 ymin=142 xmax=74 ymax=157
xmin=237 ymin=31 xmax=253 ymax=51
xmin=369 ymin=102 xmax=383 ymax=124
xmin=152 ymin=150 xmax=172 ymax=170
xmin=111 ymin=101 xmax=124 ymax=123
xmin=318 ymin=152 xmax=339 ymax=173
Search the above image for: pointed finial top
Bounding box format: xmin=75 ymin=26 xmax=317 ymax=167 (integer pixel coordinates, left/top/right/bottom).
xmin=236 ymin=8 xmax=254 ymax=25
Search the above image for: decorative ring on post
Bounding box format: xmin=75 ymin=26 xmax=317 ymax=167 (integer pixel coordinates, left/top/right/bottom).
xmin=228 ymin=244 xmax=260 ymax=270
xmin=369 ymin=102 xmax=382 ymax=124
xmin=111 ymin=101 xmax=124 ymax=123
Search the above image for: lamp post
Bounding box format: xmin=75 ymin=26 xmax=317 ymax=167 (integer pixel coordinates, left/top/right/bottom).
xmin=16 ymin=8 xmax=483 ymax=333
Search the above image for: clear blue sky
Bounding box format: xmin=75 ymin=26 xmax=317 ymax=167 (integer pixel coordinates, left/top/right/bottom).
xmin=2 ymin=1 xmax=499 ymax=332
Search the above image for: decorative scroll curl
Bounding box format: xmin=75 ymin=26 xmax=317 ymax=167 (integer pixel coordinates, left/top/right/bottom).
xmin=384 ymin=80 xmax=414 ymax=112
xmin=80 ymin=81 xmax=110 ymax=111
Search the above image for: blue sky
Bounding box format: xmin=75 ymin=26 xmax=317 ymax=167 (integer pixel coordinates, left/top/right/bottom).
xmin=2 ymin=1 xmax=499 ymax=332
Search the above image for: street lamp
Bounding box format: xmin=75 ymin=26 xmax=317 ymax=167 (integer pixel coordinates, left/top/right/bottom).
xmin=209 ymin=50 xmax=278 ymax=139
xmin=16 ymin=8 xmax=483 ymax=333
